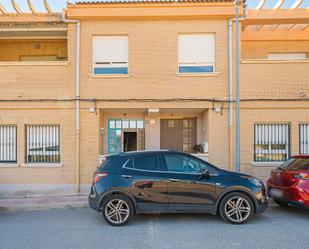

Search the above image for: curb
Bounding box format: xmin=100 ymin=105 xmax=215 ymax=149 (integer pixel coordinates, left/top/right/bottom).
xmin=0 ymin=204 xmax=89 ymax=212
xmin=0 ymin=195 xmax=89 ymax=212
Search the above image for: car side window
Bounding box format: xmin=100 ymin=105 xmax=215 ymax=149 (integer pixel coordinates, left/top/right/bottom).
xmin=124 ymin=158 xmax=134 ymax=169
xmin=133 ymin=155 xmax=159 ymax=171
xmin=163 ymin=154 xmax=202 ymax=173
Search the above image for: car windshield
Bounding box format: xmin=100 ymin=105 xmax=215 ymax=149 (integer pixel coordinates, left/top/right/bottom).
xmin=279 ymin=158 xmax=309 ymax=171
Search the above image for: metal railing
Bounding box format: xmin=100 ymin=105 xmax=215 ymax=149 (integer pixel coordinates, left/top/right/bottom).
xmin=300 ymin=124 xmax=309 ymax=154
xmin=254 ymin=124 xmax=290 ymax=162
xmin=26 ymin=125 xmax=60 ymax=163
xmin=0 ymin=125 xmax=17 ymax=163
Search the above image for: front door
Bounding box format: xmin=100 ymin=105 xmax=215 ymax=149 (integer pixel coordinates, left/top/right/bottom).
xmin=161 ymin=153 xmax=217 ymax=211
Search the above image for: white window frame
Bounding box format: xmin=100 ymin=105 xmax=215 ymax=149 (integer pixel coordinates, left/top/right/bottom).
xmin=178 ymin=33 xmax=215 ymax=74
xmin=254 ymin=123 xmax=290 ymax=162
xmin=93 ymin=35 xmax=129 ymax=75
xmin=0 ymin=125 xmax=17 ymax=164
xmin=26 ymin=125 xmax=60 ymax=163
xmin=300 ymin=123 xmax=309 ymax=155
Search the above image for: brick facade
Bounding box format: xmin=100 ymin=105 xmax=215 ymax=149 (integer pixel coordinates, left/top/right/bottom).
xmin=0 ymin=2 xmax=308 ymax=197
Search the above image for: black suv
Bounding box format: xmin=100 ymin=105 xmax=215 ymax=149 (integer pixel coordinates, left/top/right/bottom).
xmin=89 ymin=150 xmax=268 ymax=226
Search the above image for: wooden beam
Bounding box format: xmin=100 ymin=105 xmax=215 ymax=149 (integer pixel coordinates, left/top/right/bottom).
xmin=243 ymin=9 xmax=309 ymax=26
xmin=273 ymin=0 xmax=284 ymax=10
xmin=290 ymin=0 xmax=303 ymax=9
xmin=27 ymin=0 xmax=37 ymax=14
xmin=0 ymin=3 xmax=8 ymax=14
xmin=43 ymin=0 xmax=52 ymax=13
xmin=256 ymin=0 xmax=266 ymax=10
xmin=11 ymin=0 xmax=22 ymax=14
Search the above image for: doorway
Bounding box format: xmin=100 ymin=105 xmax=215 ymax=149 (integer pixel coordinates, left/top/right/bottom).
xmin=123 ymin=132 xmax=137 ymax=152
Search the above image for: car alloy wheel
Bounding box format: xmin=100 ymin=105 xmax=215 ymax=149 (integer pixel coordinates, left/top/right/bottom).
xmin=102 ymin=195 xmax=133 ymax=226
xmin=220 ymin=192 xmax=254 ymax=224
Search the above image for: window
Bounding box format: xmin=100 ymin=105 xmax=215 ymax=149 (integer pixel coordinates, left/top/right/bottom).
xmin=0 ymin=125 xmax=17 ymax=163
xmin=163 ymin=154 xmax=206 ymax=173
xmin=254 ymin=124 xmax=290 ymax=162
xmin=267 ymin=53 xmax=307 ymax=61
xmin=280 ymin=158 xmax=309 ymax=171
xmin=108 ymin=119 xmax=144 ymax=154
xmin=178 ymin=34 xmax=215 ymax=73
xmin=300 ymin=124 xmax=309 ymax=154
xmin=93 ymin=36 xmax=128 ymax=75
xmin=133 ymin=155 xmax=159 ymax=171
xmin=26 ymin=125 xmax=60 ymax=163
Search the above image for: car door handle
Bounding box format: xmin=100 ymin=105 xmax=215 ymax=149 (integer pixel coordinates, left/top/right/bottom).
xmin=121 ymin=175 xmax=132 ymax=178
xmin=168 ymin=178 xmax=179 ymax=182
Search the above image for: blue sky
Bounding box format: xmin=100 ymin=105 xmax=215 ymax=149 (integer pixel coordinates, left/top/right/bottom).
xmin=1 ymin=0 xmax=308 ymax=12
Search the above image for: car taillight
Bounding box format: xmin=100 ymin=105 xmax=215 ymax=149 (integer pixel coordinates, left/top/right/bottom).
xmin=293 ymin=173 xmax=309 ymax=180
xmin=93 ymin=172 xmax=109 ymax=184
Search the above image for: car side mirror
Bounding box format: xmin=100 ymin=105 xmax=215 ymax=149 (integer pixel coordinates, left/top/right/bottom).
xmin=200 ymin=169 xmax=210 ymax=179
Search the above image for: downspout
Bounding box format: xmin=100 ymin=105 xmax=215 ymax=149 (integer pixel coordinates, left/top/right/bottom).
xmin=62 ymin=10 xmax=81 ymax=192
xmin=228 ymin=18 xmax=233 ymax=171
xmin=228 ymin=3 xmax=247 ymax=171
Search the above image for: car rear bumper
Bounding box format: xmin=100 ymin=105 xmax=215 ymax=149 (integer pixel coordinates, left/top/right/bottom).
xmin=267 ymin=180 xmax=309 ymax=208
xmin=88 ymin=185 xmax=101 ymax=211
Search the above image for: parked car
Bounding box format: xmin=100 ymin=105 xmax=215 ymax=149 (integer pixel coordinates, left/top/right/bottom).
xmin=267 ymin=155 xmax=309 ymax=209
xmin=89 ymin=150 xmax=268 ymax=226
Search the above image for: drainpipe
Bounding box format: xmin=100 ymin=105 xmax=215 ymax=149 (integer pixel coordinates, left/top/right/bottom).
xmin=228 ymin=18 xmax=233 ymax=171
xmin=228 ymin=1 xmax=246 ymax=172
xmin=62 ymin=10 xmax=81 ymax=192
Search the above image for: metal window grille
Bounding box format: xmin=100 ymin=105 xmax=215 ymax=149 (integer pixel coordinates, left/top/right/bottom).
xmin=300 ymin=124 xmax=309 ymax=154
xmin=26 ymin=125 xmax=60 ymax=163
xmin=254 ymin=124 xmax=290 ymax=162
xmin=0 ymin=125 xmax=17 ymax=163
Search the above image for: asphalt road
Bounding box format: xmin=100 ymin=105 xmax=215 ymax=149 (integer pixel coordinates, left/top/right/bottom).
xmin=0 ymin=205 xmax=308 ymax=249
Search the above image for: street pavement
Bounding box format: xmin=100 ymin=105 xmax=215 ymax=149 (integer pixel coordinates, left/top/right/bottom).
xmin=0 ymin=205 xmax=308 ymax=249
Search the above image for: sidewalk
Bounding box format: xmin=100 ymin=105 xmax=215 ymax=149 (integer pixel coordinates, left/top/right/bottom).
xmin=0 ymin=195 xmax=88 ymax=212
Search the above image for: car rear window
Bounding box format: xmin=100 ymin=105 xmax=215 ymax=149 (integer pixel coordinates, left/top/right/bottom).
xmin=99 ymin=156 xmax=126 ymax=173
xmin=280 ymin=158 xmax=309 ymax=171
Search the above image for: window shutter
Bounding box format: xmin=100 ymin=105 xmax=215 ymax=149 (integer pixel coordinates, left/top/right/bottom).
xmin=93 ymin=36 xmax=128 ymax=63
xmin=178 ymin=34 xmax=215 ymax=64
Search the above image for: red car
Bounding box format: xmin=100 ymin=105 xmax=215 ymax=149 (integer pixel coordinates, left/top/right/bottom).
xmin=267 ymin=155 xmax=309 ymax=209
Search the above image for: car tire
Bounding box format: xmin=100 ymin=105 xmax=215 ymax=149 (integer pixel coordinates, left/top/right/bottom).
xmin=219 ymin=192 xmax=255 ymax=224
xmin=273 ymin=198 xmax=289 ymax=207
xmin=101 ymin=194 xmax=134 ymax=226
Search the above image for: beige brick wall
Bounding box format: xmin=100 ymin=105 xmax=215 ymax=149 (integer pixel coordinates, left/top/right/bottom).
xmin=79 ymin=19 xmax=229 ymax=100
xmin=240 ymin=61 xmax=309 ymax=99
xmin=1 ymin=16 xmax=309 ymax=195
xmin=0 ymin=108 xmax=76 ymax=184
xmin=0 ymin=63 xmax=70 ymax=100
xmin=239 ymin=108 xmax=309 ymax=182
